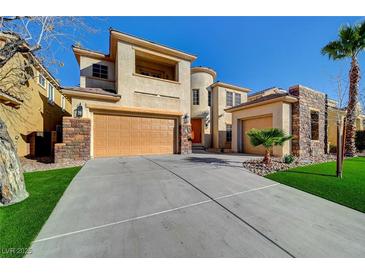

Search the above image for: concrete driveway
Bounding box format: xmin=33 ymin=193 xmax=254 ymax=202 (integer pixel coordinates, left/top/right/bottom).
xmin=29 ymin=153 xmax=365 ymax=257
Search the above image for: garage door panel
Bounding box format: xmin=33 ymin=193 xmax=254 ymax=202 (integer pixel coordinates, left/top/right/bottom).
xmin=94 ymin=114 xmax=176 ymax=157
xmin=243 ymin=116 xmax=273 ymax=155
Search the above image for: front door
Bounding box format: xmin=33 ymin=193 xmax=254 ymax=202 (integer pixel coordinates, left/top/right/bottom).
xmin=191 ymin=118 xmax=202 ymax=144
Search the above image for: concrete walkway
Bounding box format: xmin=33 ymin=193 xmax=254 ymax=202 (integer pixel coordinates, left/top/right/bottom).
xmin=29 ymin=153 xmax=365 ymax=257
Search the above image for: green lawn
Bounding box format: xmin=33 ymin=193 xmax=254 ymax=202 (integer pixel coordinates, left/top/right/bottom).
xmin=0 ymin=166 xmax=81 ymax=258
xmin=266 ymin=157 xmax=365 ymax=213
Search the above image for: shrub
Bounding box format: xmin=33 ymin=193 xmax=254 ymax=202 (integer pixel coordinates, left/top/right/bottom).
xmin=329 ymin=144 xmax=337 ymax=154
xmin=283 ymin=154 xmax=295 ymax=164
xmin=355 ymin=130 xmax=365 ymax=151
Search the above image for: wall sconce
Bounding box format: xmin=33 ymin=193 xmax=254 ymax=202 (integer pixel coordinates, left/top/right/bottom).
xmin=183 ymin=113 xmax=190 ymax=124
xmin=74 ymin=103 xmax=83 ymax=118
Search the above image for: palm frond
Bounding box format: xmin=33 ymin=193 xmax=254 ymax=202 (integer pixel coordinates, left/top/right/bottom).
xmin=321 ymin=40 xmax=349 ymax=60
xmin=322 ymin=21 xmax=365 ymax=59
xmin=246 ymin=128 xmax=292 ymax=149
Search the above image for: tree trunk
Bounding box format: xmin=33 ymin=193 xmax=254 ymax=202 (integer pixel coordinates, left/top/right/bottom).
xmin=262 ymin=149 xmax=271 ymax=165
xmin=345 ymin=56 xmax=360 ymax=157
xmin=0 ymin=118 xmax=28 ymax=206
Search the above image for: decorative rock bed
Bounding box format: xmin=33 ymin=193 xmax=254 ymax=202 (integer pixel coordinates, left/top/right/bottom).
xmin=20 ymin=157 xmax=85 ymax=172
xmin=242 ymin=154 xmax=337 ymax=176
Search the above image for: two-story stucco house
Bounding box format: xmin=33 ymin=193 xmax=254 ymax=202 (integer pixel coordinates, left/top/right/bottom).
xmin=190 ymin=67 xmax=250 ymax=151
xmin=0 ymin=33 xmax=72 ymax=158
xmin=60 ymin=29 xmax=196 ymax=160
xmin=56 ymin=29 xmax=364 ymax=162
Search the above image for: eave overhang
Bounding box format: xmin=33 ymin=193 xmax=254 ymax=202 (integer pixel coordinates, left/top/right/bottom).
xmin=62 ymin=89 xmax=121 ymax=102
xmin=225 ymin=95 xmax=298 ymax=113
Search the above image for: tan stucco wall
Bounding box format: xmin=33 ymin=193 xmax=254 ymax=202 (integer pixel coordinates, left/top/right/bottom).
xmin=191 ymin=71 xmax=214 ymax=147
xmin=73 ymin=41 xmax=193 ymax=157
xmin=79 ymin=56 xmax=115 ymax=91
xmin=212 ymin=86 xmax=248 ymax=149
xmin=114 ymin=41 xmax=191 ymax=117
xmin=0 ymin=53 xmax=71 ymax=156
xmin=231 ymin=101 xmax=292 ymax=156
xmin=327 ymin=107 xmax=364 ymax=147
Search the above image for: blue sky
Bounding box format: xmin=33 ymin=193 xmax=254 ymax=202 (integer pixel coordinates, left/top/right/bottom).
xmin=55 ymin=16 xmax=365 ymax=99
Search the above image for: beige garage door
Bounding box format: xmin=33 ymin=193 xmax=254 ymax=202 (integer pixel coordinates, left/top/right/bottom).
xmin=243 ymin=116 xmax=273 ymax=155
xmin=93 ymin=114 xmax=176 ymax=157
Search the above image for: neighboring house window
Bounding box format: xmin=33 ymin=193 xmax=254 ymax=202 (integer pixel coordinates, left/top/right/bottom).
xmin=193 ymin=89 xmax=200 ymax=105
xmin=234 ymin=93 xmax=241 ymax=106
xmin=208 ymin=90 xmax=212 ymax=107
xmin=226 ymin=91 xmax=233 ymax=107
xmin=310 ymin=110 xmax=319 ymax=140
xmin=92 ymin=64 xmax=108 ymax=79
xmin=61 ymin=95 xmax=66 ymax=111
xmin=38 ymin=73 xmax=46 ymax=88
xmin=226 ymin=124 xmax=232 ymax=142
xmin=47 ymin=84 xmax=55 ymax=103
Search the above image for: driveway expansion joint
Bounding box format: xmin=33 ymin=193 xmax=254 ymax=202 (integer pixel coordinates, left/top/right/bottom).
xmin=143 ymin=156 xmax=295 ymax=258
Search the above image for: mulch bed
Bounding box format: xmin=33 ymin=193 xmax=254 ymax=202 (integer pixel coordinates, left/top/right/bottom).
xmin=242 ymin=154 xmax=337 ymax=176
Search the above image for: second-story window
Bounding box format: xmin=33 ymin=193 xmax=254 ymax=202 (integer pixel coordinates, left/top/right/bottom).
xmin=92 ymin=64 xmax=108 ymax=79
xmin=234 ymin=93 xmax=241 ymax=106
xmin=38 ymin=73 xmax=46 ymax=88
xmin=208 ymin=90 xmax=212 ymax=107
xmin=193 ymin=89 xmax=200 ymax=105
xmin=47 ymin=84 xmax=55 ymax=103
xmin=226 ymin=91 xmax=233 ymax=107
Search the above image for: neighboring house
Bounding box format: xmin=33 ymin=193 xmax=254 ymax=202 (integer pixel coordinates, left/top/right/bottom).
xmin=0 ymin=33 xmax=72 ymax=157
xmin=227 ymin=85 xmax=365 ymax=157
xmin=190 ymin=66 xmax=250 ymax=151
xmin=327 ymin=99 xmax=365 ymax=150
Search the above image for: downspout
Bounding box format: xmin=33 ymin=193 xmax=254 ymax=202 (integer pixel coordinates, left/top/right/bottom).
xmin=324 ymin=94 xmax=328 ymax=154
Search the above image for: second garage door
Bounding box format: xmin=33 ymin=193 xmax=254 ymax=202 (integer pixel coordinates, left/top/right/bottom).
xmin=93 ymin=114 xmax=176 ymax=157
xmin=242 ymin=115 xmax=273 ymax=155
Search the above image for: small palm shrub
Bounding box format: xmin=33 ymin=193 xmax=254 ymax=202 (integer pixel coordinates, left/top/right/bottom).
xmin=283 ymin=154 xmax=295 ymax=164
xmin=247 ymin=128 xmax=292 ymax=165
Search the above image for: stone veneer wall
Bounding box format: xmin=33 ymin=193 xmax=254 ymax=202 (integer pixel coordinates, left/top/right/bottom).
xmin=180 ymin=124 xmax=192 ymax=154
xmin=289 ymin=85 xmax=326 ymax=158
xmin=54 ymin=117 xmax=91 ymax=163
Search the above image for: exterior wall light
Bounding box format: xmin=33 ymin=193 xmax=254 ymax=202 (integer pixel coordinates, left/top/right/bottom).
xmin=74 ymin=103 xmax=83 ymax=118
xmin=183 ymin=113 xmax=190 ymax=124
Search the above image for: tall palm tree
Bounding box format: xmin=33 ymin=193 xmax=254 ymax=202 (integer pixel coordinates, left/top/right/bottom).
xmin=247 ymin=128 xmax=292 ymax=165
xmin=321 ymin=21 xmax=365 ymax=156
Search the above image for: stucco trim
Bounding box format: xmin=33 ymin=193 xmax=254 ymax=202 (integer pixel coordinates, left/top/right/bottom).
xmin=87 ymin=104 xmax=184 ymax=117
xmin=62 ymin=89 xmax=121 ymax=102
xmin=226 ymin=95 xmax=298 ymax=112
xmin=110 ymin=29 xmax=197 ymax=62
xmin=210 ymin=82 xmax=251 ymax=93
xmin=132 ymin=73 xmax=181 ymax=85
xmin=72 ymin=46 xmax=113 ymax=64
xmin=191 ymin=67 xmax=217 ymax=79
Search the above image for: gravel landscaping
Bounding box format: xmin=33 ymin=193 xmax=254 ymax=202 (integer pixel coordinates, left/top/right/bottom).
xmin=20 ymin=157 xmax=85 ymax=172
xmin=242 ymin=154 xmax=337 ymax=176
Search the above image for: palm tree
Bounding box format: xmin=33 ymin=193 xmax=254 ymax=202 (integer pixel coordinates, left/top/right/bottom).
xmin=247 ymin=128 xmax=292 ymax=165
xmin=321 ymin=21 xmax=365 ymax=156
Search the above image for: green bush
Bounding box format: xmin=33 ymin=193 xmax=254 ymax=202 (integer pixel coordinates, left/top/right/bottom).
xmin=283 ymin=154 xmax=295 ymax=164
xmin=355 ymin=130 xmax=365 ymax=151
xmin=329 ymin=144 xmax=337 ymax=154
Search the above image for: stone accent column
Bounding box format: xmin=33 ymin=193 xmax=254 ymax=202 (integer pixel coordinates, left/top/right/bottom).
xmin=289 ymin=85 xmax=326 ymax=158
xmin=54 ymin=117 xmax=91 ymax=163
xmin=180 ymin=123 xmax=192 ymax=154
